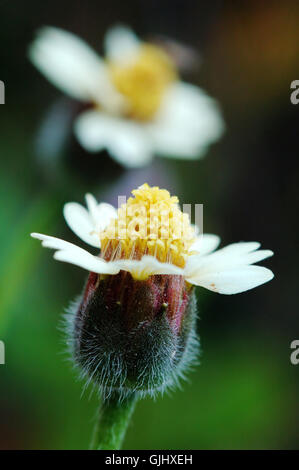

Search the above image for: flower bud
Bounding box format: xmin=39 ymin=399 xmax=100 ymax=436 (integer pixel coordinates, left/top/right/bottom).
xmin=32 ymin=183 xmax=273 ymax=404
xmin=68 ymin=270 xmax=199 ymax=398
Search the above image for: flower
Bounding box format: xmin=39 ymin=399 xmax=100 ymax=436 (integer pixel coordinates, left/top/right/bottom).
xmin=29 ymin=25 xmax=224 ymax=168
xmin=31 ymin=183 xmax=273 ymax=294
xmin=31 ymin=184 xmax=273 ymax=397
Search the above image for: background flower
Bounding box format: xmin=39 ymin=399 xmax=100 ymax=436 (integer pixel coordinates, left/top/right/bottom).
xmin=29 ymin=25 xmax=224 ymax=167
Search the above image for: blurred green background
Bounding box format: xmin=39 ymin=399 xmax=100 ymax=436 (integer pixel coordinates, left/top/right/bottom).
xmin=0 ymin=0 xmax=298 ymax=449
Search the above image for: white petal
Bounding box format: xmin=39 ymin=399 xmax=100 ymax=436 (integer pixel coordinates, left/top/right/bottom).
xmin=31 ymin=232 xmax=83 ymax=252
xmin=104 ymin=25 xmax=141 ymax=65
xmin=84 ymin=194 xmax=117 ymax=231
xmin=187 ymin=265 xmax=274 ymax=295
xmin=186 ymin=242 xmax=273 ymax=277
xmin=31 ymin=233 xmax=119 ymax=274
xmin=74 ymin=110 xmax=153 ymax=167
xmin=63 ymin=195 xmax=117 ymax=247
xmin=29 ymin=27 xmax=104 ymax=101
xmin=94 ymin=203 xmax=118 ymax=232
xmin=115 ymin=255 xmax=183 ymax=280
xmin=214 ymin=241 xmax=261 ymax=256
xmin=147 ymin=82 xmax=225 ymax=159
xmin=63 ymin=202 xmax=100 ymax=247
xmin=185 ymin=241 xmax=274 ymax=294
xmin=190 ymin=233 xmax=221 ymax=255
xmin=29 ymin=26 xmax=124 ymax=112
xmin=192 ymin=243 xmax=273 ymax=274
xmin=85 ymin=193 xmax=99 ymax=225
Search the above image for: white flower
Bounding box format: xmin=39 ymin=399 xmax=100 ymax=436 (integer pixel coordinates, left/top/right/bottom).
xmin=31 ymin=185 xmax=274 ymax=295
xmin=29 ymin=25 xmax=224 ymax=167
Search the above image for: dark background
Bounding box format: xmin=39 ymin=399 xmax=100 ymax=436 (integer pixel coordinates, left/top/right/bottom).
xmin=0 ymin=0 xmax=298 ymax=449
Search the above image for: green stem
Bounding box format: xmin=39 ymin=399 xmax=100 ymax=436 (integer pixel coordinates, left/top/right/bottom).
xmin=90 ymin=391 xmax=138 ymax=450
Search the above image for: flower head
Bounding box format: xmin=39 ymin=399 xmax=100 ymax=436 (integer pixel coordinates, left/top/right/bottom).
xmin=31 ymin=184 xmax=273 ymax=396
xmin=32 ymin=183 xmax=273 ymax=292
xmin=29 ymin=26 xmax=224 ymax=167
xmin=99 ymin=183 xmax=195 ymax=272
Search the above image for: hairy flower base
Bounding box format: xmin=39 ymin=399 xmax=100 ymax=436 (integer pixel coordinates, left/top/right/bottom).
xmin=68 ymin=271 xmax=199 ymax=399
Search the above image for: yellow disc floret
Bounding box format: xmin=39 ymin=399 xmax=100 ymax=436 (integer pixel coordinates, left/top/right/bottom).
xmin=108 ymin=44 xmax=177 ymax=121
xmin=100 ymin=184 xmax=195 ymax=268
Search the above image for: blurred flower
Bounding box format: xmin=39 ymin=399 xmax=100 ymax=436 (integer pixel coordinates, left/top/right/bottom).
xmin=31 ymin=185 xmax=273 ymax=397
xmin=29 ymin=26 xmax=224 ymax=168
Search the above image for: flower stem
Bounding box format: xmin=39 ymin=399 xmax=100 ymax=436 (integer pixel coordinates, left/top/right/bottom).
xmin=90 ymin=391 xmax=138 ymax=450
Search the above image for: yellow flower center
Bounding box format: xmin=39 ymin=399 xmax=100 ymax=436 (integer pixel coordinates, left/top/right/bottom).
xmin=100 ymin=183 xmax=195 ymax=268
xmin=108 ymin=44 xmax=177 ymax=121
